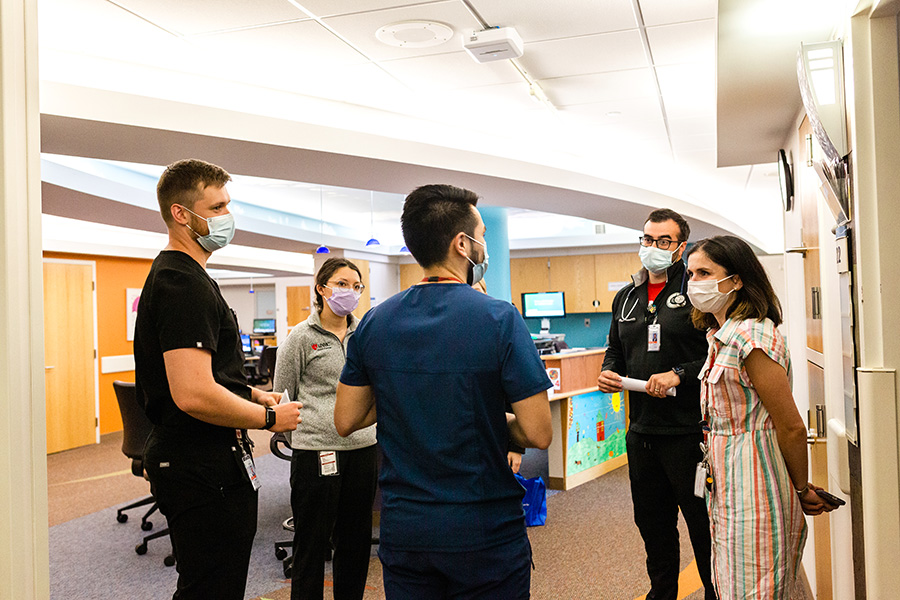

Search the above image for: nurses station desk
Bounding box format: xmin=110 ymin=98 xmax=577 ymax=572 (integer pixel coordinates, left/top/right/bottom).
xmin=541 ymin=348 xmax=628 ymax=491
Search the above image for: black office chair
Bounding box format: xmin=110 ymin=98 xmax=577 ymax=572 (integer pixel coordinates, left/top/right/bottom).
xmin=270 ymin=431 xmax=295 ymax=578
xmin=259 ymin=345 xmax=278 ymax=382
xmin=113 ymin=380 xmax=175 ymax=567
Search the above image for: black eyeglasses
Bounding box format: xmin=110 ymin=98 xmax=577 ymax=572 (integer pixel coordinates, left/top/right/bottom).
xmin=639 ymin=235 xmax=681 ymax=250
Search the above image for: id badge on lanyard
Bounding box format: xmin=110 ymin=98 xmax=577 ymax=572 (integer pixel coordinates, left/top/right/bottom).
xmin=648 ymin=323 xmax=661 ymax=352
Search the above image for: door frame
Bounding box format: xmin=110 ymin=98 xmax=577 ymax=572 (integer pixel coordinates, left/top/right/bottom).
xmin=43 ymin=258 xmax=100 ymax=445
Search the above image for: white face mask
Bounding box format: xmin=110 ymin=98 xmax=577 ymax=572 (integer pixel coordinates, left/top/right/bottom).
xmin=639 ymin=244 xmax=677 ymax=274
xmin=687 ymin=275 xmax=737 ymax=314
xmin=180 ymin=205 xmax=236 ymax=252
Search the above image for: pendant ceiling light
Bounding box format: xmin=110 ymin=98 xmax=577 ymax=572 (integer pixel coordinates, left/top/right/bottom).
xmin=315 ymin=188 xmax=330 ymax=254
xmin=365 ymin=190 xmax=380 ymax=247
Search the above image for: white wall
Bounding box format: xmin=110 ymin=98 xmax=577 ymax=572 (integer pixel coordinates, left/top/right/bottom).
xmin=219 ymin=284 xmax=277 ymax=335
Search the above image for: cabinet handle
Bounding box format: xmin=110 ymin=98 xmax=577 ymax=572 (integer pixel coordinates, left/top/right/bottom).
xmin=811 ymin=287 xmax=821 ymax=319
xmin=45 ymin=366 xmax=55 ymax=370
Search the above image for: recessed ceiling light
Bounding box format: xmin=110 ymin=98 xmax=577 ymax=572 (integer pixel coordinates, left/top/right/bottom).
xmin=606 ymin=111 xmax=622 ymax=119
xmin=376 ymin=21 xmax=453 ymax=48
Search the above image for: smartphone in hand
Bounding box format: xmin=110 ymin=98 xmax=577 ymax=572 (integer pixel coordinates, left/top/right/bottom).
xmin=815 ymin=489 xmax=846 ymax=507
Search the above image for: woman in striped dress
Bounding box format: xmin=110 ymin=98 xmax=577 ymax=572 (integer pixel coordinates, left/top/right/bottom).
xmin=685 ymin=236 xmax=834 ymax=600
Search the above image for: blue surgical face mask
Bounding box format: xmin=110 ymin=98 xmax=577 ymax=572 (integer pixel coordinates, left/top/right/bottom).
xmin=180 ymin=205 xmax=236 ymax=252
xmin=465 ymin=234 xmax=489 ymax=286
xmin=639 ymin=244 xmax=678 ymax=275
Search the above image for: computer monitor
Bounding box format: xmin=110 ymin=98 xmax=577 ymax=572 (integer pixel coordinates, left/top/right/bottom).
xmin=521 ymin=291 xmax=566 ymax=319
xmin=240 ymin=334 xmax=252 ymax=354
xmin=252 ymin=318 xmax=276 ymax=335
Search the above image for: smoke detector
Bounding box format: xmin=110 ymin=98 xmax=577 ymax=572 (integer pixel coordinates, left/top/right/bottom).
xmin=376 ymin=21 xmax=453 ymax=48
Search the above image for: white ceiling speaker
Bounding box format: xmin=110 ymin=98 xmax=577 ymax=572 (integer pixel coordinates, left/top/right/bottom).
xmin=376 ymin=21 xmax=453 ymax=48
xmin=463 ymin=27 xmax=524 ymax=63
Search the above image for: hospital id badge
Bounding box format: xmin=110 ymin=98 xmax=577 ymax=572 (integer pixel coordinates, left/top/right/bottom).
xmin=242 ymin=454 xmax=261 ymax=491
xmin=647 ymin=323 xmax=661 ymax=352
xmin=319 ymin=450 xmax=338 ymax=476
xmin=694 ymin=462 xmax=708 ymax=498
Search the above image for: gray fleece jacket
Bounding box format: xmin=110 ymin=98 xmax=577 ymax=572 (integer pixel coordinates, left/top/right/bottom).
xmin=273 ymin=310 xmax=376 ymax=451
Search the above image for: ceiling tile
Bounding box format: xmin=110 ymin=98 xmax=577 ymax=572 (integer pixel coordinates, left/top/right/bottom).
xmin=379 ymin=51 xmax=521 ymax=91
xmin=114 ymin=0 xmax=308 ymax=36
xmin=656 ymin=63 xmax=715 ymax=117
xmin=561 ymin=97 xmax=664 ymax=124
xmin=475 ymin=0 xmax=638 ymax=41
xmin=667 ymin=115 xmax=715 ymax=137
xmin=543 ymin=69 xmax=658 ymax=106
xmin=322 ymin=1 xmax=479 ymax=61
xmin=639 ymin=0 xmax=717 ymax=27
xmin=296 ymin=0 xmax=448 ymax=18
xmin=519 ymin=30 xmax=648 ymax=80
xmin=192 ymin=20 xmax=369 ymax=71
xmin=671 ymin=133 xmax=716 ymax=152
xmin=647 ymin=20 xmax=716 ymax=66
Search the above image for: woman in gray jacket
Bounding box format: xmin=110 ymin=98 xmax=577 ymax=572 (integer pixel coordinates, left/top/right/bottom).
xmin=274 ymin=257 xmax=377 ymax=600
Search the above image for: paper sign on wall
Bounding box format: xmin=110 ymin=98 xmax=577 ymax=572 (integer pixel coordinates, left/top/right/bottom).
xmin=126 ymin=288 xmax=141 ymax=341
xmin=608 ymin=281 xmax=629 ymax=292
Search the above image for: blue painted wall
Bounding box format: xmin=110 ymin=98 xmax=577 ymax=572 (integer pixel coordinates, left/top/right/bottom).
xmin=522 ymin=311 xmax=613 ymax=349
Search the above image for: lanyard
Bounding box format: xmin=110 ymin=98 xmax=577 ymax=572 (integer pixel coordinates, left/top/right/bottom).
xmin=420 ymin=276 xmax=463 ymax=284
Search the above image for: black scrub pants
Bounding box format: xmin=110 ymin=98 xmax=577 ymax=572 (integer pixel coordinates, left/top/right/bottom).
xmin=626 ymin=430 xmax=717 ymax=600
xmin=145 ymin=431 xmax=258 ymax=600
xmin=290 ymin=445 xmax=378 ymax=600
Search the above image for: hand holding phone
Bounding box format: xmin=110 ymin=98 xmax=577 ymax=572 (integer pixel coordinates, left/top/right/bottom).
xmin=815 ymin=488 xmax=846 ymax=507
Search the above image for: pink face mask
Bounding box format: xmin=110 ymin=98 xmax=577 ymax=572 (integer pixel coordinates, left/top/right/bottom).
xmin=324 ymin=286 xmax=361 ymax=316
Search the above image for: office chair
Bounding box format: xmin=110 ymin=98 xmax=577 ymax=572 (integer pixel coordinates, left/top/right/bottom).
xmin=259 ymin=345 xmax=278 ymax=382
xmin=270 ymin=431 xmax=295 ymax=578
xmin=112 ymin=380 xmax=175 ymax=567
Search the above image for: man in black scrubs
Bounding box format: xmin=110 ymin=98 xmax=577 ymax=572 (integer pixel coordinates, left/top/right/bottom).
xmin=598 ymin=209 xmax=716 ymax=600
xmin=134 ymin=159 xmax=301 ymax=600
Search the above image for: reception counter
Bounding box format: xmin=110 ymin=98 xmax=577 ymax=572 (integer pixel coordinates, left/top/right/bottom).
xmin=540 ymin=348 xmax=628 ymax=490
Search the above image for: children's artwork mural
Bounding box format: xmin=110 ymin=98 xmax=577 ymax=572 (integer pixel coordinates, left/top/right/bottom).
xmin=566 ymin=390 xmax=626 ymax=475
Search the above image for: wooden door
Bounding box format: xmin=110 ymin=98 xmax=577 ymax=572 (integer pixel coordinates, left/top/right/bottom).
xmin=351 ymin=259 xmax=371 ymax=319
xmin=399 ymin=263 xmax=424 ymax=291
xmin=43 ymin=261 xmax=96 ymax=453
xmin=799 ymin=117 xmax=824 ymax=352
xmin=549 ymin=255 xmax=597 ymax=313
xmin=510 ymin=257 xmax=550 ymax=312
xmin=286 ymin=285 xmax=311 ymax=328
xmin=594 ymin=252 xmax=642 ymax=312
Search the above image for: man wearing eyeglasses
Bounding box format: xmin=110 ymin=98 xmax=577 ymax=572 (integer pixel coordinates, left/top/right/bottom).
xmin=597 ymin=209 xmax=716 ymax=600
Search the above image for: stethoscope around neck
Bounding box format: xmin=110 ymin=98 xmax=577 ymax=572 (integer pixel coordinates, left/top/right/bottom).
xmin=618 ymin=267 xmax=688 ymax=323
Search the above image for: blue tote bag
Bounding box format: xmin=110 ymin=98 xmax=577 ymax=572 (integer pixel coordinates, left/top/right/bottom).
xmin=515 ymin=473 xmax=547 ymax=527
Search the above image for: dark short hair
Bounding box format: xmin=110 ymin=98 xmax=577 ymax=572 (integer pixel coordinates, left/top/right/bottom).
xmin=400 ymin=184 xmax=479 ymax=268
xmin=314 ymin=257 xmax=362 ymax=314
xmin=687 ymin=236 xmax=782 ymax=329
xmin=157 ymin=159 xmax=231 ymax=226
xmin=645 ymin=208 xmax=690 ymax=241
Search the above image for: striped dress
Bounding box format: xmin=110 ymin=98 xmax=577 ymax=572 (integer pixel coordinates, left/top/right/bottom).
xmin=699 ymin=317 xmax=807 ymax=600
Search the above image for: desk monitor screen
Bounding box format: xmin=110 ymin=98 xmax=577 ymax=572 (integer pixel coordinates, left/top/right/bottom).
xmin=252 ymin=318 xmax=276 ymax=334
xmin=522 ymin=291 xmax=566 ymax=318
xmin=240 ymin=334 xmax=252 ymax=354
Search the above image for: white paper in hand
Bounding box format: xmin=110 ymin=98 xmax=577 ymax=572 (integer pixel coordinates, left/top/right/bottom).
xmin=280 ymin=388 xmax=291 ymax=404
xmin=620 ymin=376 xmax=676 ymax=397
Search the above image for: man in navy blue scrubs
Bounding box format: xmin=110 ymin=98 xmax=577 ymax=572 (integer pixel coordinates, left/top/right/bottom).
xmin=334 ymin=184 xmax=553 ymax=599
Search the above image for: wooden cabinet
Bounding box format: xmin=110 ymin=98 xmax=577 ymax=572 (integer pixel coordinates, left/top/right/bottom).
xmin=511 ymin=252 xmax=639 ymax=314
xmin=594 ymin=253 xmax=641 ymax=312
xmin=510 ymin=257 xmax=550 ymax=310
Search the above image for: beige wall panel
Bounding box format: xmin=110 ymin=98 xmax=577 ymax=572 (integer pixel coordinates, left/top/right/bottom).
xmin=594 ymin=253 xmax=642 ymax=312
xmin=399 ymin=263 xmax=424 ymax=291
xmin=286 ymin=285 xmax=311 ymax=328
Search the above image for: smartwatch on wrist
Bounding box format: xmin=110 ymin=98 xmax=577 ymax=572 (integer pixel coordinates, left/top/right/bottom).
xmin=262 ymin=406 xmax=276 ymax=430
xmin=672 ymin=365 xmax=685 ymax=379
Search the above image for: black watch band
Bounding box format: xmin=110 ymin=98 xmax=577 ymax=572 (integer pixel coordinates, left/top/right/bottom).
xmin=262 ymin=406 xmax=276 ymax=430
xmin=672 ymin=365 xmax=685 ymax=378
